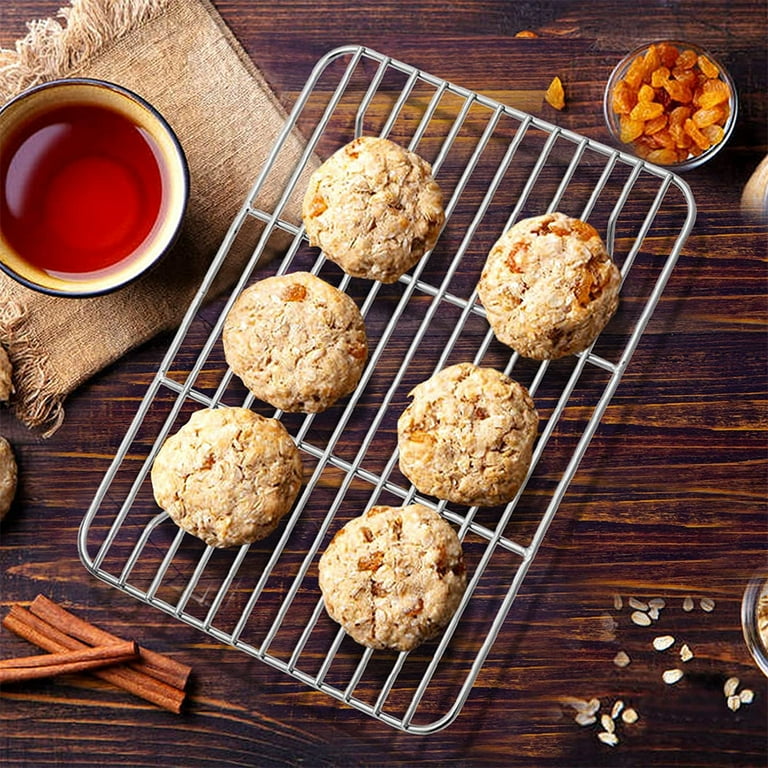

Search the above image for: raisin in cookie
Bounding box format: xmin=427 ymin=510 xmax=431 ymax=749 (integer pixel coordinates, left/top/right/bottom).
xmin=0 ymin=436 xmax=17 ymax=520
xmin=318 ymin=504 xmax=466 ymax=652
xmin=223 ymin=272 xmax=367 ymax=413
xmin=398 ymin=363 xmax=539 ymax=507
xmin=302 ymin=136 xmax=445 ymax=283
xmin=151 ymin=407 xmax=302 ymax=548
xmin=477 ymin=212 xmax=621 ymax=359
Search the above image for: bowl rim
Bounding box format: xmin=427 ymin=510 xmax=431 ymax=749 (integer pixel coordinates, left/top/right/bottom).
xmin=602 ymin=39 xmax=739 ymax=172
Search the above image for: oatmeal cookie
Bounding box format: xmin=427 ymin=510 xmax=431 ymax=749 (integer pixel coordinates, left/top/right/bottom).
xmin=0 ymin=346 xmax=13 ymax=402
xmin=398 ymin=363 xmax=539 ymax=507
xmin=318 ymin=504 xmax=466 ymax=652
xmin=151 ymin=407 xmax=302 ymax=548
xmin=477 ymin=212 xmax=621 ymax=359
xmin=302 ymin=136 xmax=445 ymax=283
xmin=223 ymin=272 xmax=367 ymax=413
xmin=0 ymin=436 xmax=17 ymax=520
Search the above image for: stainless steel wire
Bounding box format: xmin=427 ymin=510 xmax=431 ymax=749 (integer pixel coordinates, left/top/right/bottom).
xmin=79 ymin=45 xmax=696 ymax=733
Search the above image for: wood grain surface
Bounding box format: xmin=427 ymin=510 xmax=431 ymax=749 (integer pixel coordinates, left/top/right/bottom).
xmin=1 ymin=1 xmax=766 ymax=766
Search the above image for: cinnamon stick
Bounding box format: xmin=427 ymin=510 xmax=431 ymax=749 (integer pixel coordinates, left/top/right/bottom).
xmin=29 ymin=594 xmax=191 ymax=690
xmin=0 ymin=641 xmax=138 ymax=685
xmin=2 ymin=606 xmax=186 ymax=713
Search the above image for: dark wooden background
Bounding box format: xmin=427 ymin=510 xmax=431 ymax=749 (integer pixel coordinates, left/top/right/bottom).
xmin=1 ymin=1 xmax=766 ymax=766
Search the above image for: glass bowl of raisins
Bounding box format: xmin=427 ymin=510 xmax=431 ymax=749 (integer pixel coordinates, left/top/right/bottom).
xmin=603 ymin=41 xmax=738 ymax=171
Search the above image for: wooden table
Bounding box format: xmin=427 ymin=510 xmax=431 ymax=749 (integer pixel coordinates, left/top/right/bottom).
xmin=1 ymin=1 xmax=766 ymax=766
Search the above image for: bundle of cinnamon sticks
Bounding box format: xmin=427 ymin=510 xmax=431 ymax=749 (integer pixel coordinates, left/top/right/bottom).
xmin=1 ymin=594 xmax=191 ymax=713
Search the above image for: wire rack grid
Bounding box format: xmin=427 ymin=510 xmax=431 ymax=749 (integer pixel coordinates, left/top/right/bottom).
xmin=79 ymin=45 xmax=696 ymax=733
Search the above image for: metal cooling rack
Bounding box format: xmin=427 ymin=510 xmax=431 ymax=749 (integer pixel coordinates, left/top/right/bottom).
xmin=79 ymin=45 xmax=696 ymax=733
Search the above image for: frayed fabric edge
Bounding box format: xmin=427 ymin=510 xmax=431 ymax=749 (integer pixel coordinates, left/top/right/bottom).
xmin=0 ymin=0 xmax=170 ymax=435
xmin=0 ymin=301 xmax=64 ymax=437
xmin=0 ymin=0 xmax=169 ymax=102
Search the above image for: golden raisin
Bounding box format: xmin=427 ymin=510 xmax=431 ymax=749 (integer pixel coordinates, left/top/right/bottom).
xmin=619 ymin=115 xmax=645 ymax=143
xmin=637 ymin=83 xmax=656 ymax=102
xmin=647 ymin=148 xmax=680 ymax=165
xmin=282 ymin=283 xmax=308 ymax=301
xmin=676 ymin=48 xmax=698 ymax=69
xmin=663 ymin=78 xmax=693 ymax=103
xmin=697 ymin=54 xmax=719 ymax=79
xmin=644 ymin=114 xmax=668 ymax=135
xmin=684 ymin=118 xmax=711 ymax=150
xmin=629 ymin=101 xmax=664 ymax=121
xmin=612 ymin=80 xmax=636 ymax=114
xmin=658 ymin=43 xmax=680 ymax=68
xmin=358 ymin=551 xmax=384 ymax=571
xmin=692 ymin=105 xmax=726 ymax=128
xmin=695 ymin=78 xmax=730 ymax=109
xmin=545 ymin=75 xmax=566 ymax=110
xmin=651 ymin=66 xmax=671 ymax=88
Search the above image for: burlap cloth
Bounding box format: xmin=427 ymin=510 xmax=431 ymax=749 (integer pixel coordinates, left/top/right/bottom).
xmin=0 ymin=0 xmax=308 ymax=434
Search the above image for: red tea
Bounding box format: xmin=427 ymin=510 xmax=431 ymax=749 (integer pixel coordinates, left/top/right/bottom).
xmin=0 ymin=101 xmax=166 ymax=278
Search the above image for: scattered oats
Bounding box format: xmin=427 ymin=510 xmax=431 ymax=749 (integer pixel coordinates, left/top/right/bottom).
xmin=613 ymin=650 xmax=631 ymax=668
xmin=563 ymin=697 xmax=591 ymax=712
xmin=613 ymin=594 xmax=623 ymax=611
xmin=629 ymin=597 xmax=649 ymax=611
xmin=601 ymin=713 xmax=615 ymax=733
xmin=648 ymin=597 xmax=666 ymax=610
xmin=598 ymin=731 xmax=619 ymax=746
xmin=739 ymin=689 xmax=754 ymax=704
xmin=648 ymin=606 xmax=660 ymax=621
xmin=575 ymin=712 xmax=597 ymax=726
xmin=653 ymin=635 xmax=675 ymax=651
xmin=724 ymin=677 xmax=740 ymax=697
xmin=700 ymin=597 xmax=716 ymax=613
xmin=611 ymin=699 xmax=624 ymax=719
xmin=586 ymin=698 xmax=601 ymax=716
xmin=631 ymin=610 xmax=652 ymax=626
xmin=683 ymin=596 xmax=694 ymax=612
xmin=727 ymin=695 xmax=742 ymax=712
xmin=621 ymin=707 xmax=639 ymax=724
xmin=680 ymin=643 xmax=693 ymax=662
xmin=662 ymin=668 xmax=684 ymax=684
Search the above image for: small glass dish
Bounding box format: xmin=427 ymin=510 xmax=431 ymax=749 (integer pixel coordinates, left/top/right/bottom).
xmin=741 ymin=571 xmax=768 ymax=677
xmin=603 ymin=40 xmax=738 ymax=171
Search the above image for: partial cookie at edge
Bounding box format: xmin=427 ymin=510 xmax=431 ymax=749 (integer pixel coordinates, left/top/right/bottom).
xmin=0 ymin=436 xmax=17 ymax=520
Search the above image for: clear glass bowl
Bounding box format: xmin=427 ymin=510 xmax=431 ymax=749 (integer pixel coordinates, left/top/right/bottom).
xmin=603 ymin=40 xmax=738 ymax=171
xmin=741 ymin=572 xmax=768 ymax=677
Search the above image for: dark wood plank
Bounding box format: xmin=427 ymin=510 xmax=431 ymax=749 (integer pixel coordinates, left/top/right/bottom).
xmin=0 ymin=1 xmax=766 ymax=766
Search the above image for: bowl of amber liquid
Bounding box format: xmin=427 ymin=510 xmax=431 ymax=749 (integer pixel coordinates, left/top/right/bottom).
xmin=603 ymin=41 xmax=737 ymax=171
xmin=0 ymin=78 xmax=188 ymax=297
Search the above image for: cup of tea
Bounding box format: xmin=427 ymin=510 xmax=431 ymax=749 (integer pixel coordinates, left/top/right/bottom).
xmin=0 ymin=78 xmax=189 ymax=297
